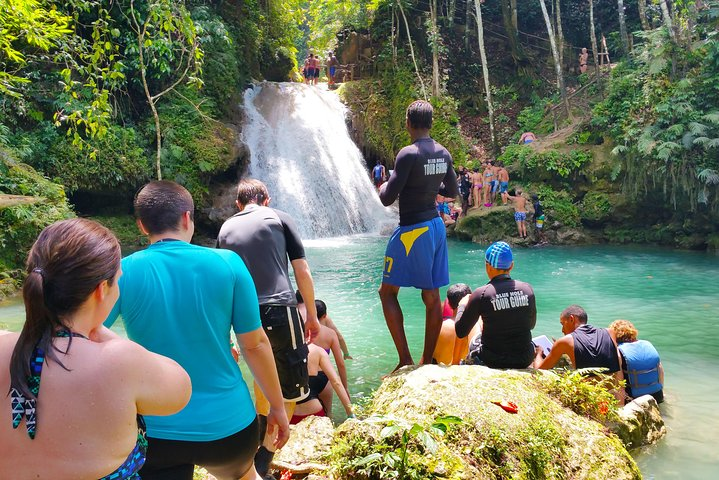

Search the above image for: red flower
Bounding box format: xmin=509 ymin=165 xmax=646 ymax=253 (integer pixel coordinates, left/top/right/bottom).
xmin=598 ymin=401 xmax=609 ymax=416
xmin=280 ymin=470 xmax=293 ymax=480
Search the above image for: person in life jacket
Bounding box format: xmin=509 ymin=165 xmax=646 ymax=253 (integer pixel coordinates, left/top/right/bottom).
xmin=609 ymin=319 xmax=665 ymax=403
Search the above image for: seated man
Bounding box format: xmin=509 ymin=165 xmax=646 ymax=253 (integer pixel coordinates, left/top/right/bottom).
xmin=433 ymin=283 xmax=472 ymax=365
xmin=536 ymin=305 xmax=625 ymax=404
xmin=609 ymin=320 xmax=664 ymax=403
xmin=455 ymin=242 xmax=537 ymax=369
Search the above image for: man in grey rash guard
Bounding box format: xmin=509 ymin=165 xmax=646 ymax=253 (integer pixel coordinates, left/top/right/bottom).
xmin=378 ymin=99 xmax=459 ymax=373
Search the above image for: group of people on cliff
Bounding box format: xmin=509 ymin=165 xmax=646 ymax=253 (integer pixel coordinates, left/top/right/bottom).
xmin=302 ymin=51 xmax=339 ymax=86
xmin=1 ymin=99 xmax=663 ymax=480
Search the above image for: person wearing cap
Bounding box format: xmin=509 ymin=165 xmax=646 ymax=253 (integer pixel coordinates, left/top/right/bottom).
xmin=454 ymin=241 xmax=537 ymax=369
xmin=535 ymin=305 xmax=625 ymax=404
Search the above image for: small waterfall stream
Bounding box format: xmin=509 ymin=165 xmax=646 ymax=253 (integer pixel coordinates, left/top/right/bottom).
xmin=240 ymin=82 xmax=391 ymax=239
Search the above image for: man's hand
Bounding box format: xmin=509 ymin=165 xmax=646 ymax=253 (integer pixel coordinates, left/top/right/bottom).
xmin=266 ymin=405 xmax=290 ymax=450
xmin=305 ymin=316 xmax=321 ymax=343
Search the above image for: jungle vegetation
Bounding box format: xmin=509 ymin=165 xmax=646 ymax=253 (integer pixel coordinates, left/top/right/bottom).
xmin=1 ymin=0 xmax=719 ymax=281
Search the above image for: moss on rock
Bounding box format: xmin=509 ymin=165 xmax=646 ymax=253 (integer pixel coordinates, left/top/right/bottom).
xmin=326 ymin=365 xmax=642 ymax=480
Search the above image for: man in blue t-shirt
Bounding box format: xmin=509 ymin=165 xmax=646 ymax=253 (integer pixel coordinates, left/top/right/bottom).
xmin=379 ymin=100 xmax=458 ymax=373
xmin=106 ymin=181 xmax=288 ymax=480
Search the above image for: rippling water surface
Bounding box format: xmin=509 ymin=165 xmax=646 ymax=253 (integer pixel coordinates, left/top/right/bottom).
xmin=2 ymin=238 xmax=718 ymax=478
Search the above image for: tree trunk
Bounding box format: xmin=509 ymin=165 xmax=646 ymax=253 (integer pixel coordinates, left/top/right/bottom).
xmin=474 ymin=0 xmax=496 ymax=150
xmin=391 ymin=6 xmax=397 ymax=67
xmin=448 ymin=0 xmax=456 ymax=26
xmin=659 ymin=0 xmax=675 ymax=42
xmin=465 ymin=0 xmax=473 ymax=50
xmin=555 ymin=0 xmax=565 ymax=68
xmin=501 ymin=0 xmax=524 ymax=67
xmin=589 ymin=0 xmax=601 ymax=85
xmin=510 ymin=0 xmax=517 ymax=30
xmin=397 ymin=0 xmax=428 ymax=99
xmin=430 ymin=0 xmax=440 ymax=97
xmin=538 ymin=0 xmax=571 ymax=120
xmin=637 ymin=0 xmax=649 ymax=30
xmin=617 ymin=0 xmax=629 ymax=54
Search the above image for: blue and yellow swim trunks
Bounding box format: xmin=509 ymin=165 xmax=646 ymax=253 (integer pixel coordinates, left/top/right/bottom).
xmin=382 ymin=216 xmax=449 ymax=290
xmin=535 ymin=214 xmax=545 ymax=229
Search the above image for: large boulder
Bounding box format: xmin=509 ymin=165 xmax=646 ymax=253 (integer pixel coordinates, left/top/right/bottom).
xmin=275 ymin=365 xmax=655 ymax=479
xmin=610 ymin=395 xmax=666 ymax=450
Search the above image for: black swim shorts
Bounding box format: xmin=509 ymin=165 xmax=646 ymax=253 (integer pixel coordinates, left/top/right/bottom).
xmin=260 ymin=304 xmax=310 ymax=402
xmin=140 ymin=417 xmax=259 ymax=480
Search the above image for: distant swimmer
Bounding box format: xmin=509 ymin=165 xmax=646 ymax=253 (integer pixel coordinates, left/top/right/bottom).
xmin=378 ymin=99 xmax=458 ymax=373
xmin=519 ymin=132 xmax=537 ymax=144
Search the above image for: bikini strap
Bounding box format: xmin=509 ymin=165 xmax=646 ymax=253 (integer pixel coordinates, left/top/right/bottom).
xmin=11 ymin=329 xmax=87 ymax=439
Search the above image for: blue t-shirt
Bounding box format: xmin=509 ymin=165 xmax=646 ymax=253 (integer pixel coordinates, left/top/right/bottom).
xmin=105 ymin=240 xmax=261 ymax=441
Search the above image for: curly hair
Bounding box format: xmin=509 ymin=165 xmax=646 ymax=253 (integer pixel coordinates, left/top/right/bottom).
xmin=609 ymin=319 xmax=639 ymax=343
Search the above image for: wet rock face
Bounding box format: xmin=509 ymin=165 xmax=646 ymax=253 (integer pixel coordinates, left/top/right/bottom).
xmin=611 ymin=395 xmax=667 ymax=450
xmin=276 ymin=366 xmax=660 ymax=479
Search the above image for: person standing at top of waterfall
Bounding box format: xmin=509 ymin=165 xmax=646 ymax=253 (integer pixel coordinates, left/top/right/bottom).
xmin=308 ymin=53 xmax=319 ymax=85
xmin=326 ymin=51 xmax=339 ymax=85
xmin=216 ymin=178 xmax=321 ymax=479
xmin=378 ymin=99 xmax=459 ymax=373
xmin=372 ymin=161 xmax=386 ymax=189
xmin=579 ymin=47 xmax=589 ymax=74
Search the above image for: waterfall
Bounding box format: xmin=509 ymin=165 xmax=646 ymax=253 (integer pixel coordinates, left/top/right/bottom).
xmin=241 ymin=82 xmax=391 ymax=239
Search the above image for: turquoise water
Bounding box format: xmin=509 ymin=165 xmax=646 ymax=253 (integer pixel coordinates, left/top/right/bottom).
xmin=2 ymin=238 xmax=718 ymax=478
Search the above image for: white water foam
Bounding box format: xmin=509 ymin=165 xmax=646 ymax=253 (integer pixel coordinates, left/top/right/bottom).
xmin=241 ymin=82 xmax=393 ymax=239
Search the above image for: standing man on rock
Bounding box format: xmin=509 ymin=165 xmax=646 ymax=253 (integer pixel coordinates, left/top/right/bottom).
xmin=217 ymin=178 xmax=321 ymax=479
xmin=378 ymin=99 xmax=458 ymax=373
xmin=455 ymin=241 xmax=537 ymax=369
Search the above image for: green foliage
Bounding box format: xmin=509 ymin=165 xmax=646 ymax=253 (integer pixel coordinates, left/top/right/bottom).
xmin=0 ymin=150 xmax=74 ymax=274
xmin=579 ymin=191 xmax=614 ymax=225
xmin=0 ymin=0 xmax=73 ymax=96
xmin=306 ymin=0 xmax=381 ymax=55
xmin=499 ymin=145 xmax=591 ymax=180
xmin=13 ymin=122 xmax=151 ymax=193
xmin=536 ymin=369 xmax=621 ymax=425
xmin=593 ymin=28 xmax=719 ymax=214
xmin=339 ymin=62 xmax=470 ymax=167
xmin=334 ymin=415 xmax=464 ymax=480
xmin=151 ymin=90 xmax=236 ymax=201
xmin=529 ymin=184 xmax=580 ymax=227
xmin=91 ymin=215 xmax=147 ymax=248
xmin=516 ymin=95 xmax=554 ymax=135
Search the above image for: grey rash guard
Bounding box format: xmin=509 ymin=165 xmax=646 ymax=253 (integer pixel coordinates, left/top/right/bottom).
xmin=217 ymin=204 xmax=305 ymax=306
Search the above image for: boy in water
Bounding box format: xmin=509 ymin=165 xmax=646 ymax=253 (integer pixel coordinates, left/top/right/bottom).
xmin=507 ymin=188 xmax=528 ymax=238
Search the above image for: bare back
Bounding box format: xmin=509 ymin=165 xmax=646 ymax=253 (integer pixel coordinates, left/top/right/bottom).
xmin=0 ymin=334 xmax=139 ymax=479
xmin=510 ymin=195 xmax=527 ymax=212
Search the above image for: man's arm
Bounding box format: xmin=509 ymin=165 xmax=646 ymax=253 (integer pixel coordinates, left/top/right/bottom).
xmin=537 ymin=336 xmax=573 ymax=369
xmin=438 ymin=158 xmax=459 ymax=198
xmin=292 ymin=258 xmax=320 ymax=342
xmin=325 ymin=316 xmax=351 ymax=358
xmin=454 ymin=291 xmax=483 ymax=339
xmin=379 ymin=150 xmax=413 ymax=206
xmin=236 ymin=328 xmax=290 ymax=449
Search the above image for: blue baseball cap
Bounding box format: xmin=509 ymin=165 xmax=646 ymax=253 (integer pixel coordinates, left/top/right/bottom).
xmin=485 ymin=241 xmax=513 ymax=269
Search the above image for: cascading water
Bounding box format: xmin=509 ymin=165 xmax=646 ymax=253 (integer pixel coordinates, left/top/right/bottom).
xmin=241 ymin=82 xmax=391 ymax=239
